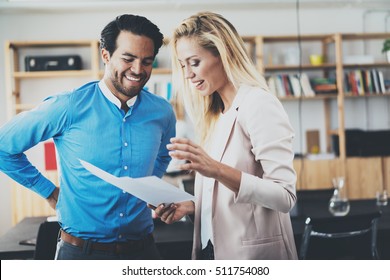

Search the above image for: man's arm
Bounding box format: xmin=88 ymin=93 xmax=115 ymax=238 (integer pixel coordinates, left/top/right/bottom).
xmin=0 ymin=95 xmax=69 ymax=199
xmin=153 ymin=109 xmax=177 ymax=177
xmin=46 ymin=187 xmax=60 ymax=210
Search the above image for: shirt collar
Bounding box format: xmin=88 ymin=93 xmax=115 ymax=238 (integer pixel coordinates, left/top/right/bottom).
xmin=98 ymin=80 xmax=137 ymax=109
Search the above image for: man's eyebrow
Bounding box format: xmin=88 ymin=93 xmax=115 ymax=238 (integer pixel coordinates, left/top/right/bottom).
xmin=122 ymin=52 xmax=154 ymax=60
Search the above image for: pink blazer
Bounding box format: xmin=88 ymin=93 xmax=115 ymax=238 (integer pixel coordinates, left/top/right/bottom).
xmin=191 ymin=84 xmax=298 ymax=260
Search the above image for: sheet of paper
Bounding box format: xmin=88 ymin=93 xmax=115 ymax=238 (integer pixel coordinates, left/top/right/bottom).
xmin=80 ymin=159 xmax=195 ymax=207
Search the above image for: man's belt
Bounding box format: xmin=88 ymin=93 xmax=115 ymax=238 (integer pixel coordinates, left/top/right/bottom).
xmin=60 ymin=229 xmax=154 ymax=254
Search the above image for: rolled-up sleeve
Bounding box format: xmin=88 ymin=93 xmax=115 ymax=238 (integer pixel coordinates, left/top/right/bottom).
xmin=234 ymin=91 xmax=296 ymax=213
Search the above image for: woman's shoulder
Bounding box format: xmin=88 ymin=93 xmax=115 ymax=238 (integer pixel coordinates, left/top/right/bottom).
xmin=238 ymin=84 xmax=280 ymax=108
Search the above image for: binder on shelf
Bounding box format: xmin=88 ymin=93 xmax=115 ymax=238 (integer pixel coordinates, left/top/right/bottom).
xmin=371 ymin=69 xmax=381 ymax=94
xmin=44 ymin=142 xmax=57 ymax=171
xmin=354 ymin=70 xmax=364 ymax=96
xmin=378 ymin=71 xmax=386 ymax=94
xmin=289 ymin=75 xmax=302 ymax=97
xmin=275 ymin=75 xmax=286 ymax=97
xmin=148 ymin=81 xmax=173 ymax=101
xmin=267 ymin=76 xmax=278 ymax=97
xmin=299 ymin=73 xmax=315 ymax=97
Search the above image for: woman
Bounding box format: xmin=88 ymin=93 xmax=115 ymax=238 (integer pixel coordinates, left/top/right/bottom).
xmin=155 ymin=12 xmax=297 ymax=260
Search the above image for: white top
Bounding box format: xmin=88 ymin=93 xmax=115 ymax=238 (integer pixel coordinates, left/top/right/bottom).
xmin=200 ymin=106 xmax=237 ymax=249
xmin=98 ymin=80 xmax=137 ymax=109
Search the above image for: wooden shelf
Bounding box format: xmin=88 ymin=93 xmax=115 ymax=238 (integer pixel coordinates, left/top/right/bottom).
xmin=279 ymin=94 xmax=337 ymax=101
xmin=344 ymin=92 xmax=390 ymax=98
xmin=341 ymin=33 xmax=390 ymax=40
xmin=264 ymin=63 xmax=336 ymax=71
xmin=342 ymin=62 xmax=390 ymax=69
xmin=8 ymin=40 xmax=97 ymax=49
xmin=12 ymin=70 xmax=94 ymax=78
xmin=262 ymin=34 xmax=335 ymax=43
xmin=152 ymin=68 xmax=171 ymax=75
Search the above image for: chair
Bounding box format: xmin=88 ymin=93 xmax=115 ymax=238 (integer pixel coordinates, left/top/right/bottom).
xmin=179 ymin=177 xmax=195 ymax=196
xmin=299 ymin=210 xmax=382 ymax=260
xmin=33 ymin=221 xmax=61 ymax=260
xmin=296 ymin=188 xmax=334 ymax=201
xmin=291 ymin=188 xmax=334 ymax=217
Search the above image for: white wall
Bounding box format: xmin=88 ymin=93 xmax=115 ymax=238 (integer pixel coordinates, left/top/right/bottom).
xmin=0 ymin=2 xmax=389 ymax=235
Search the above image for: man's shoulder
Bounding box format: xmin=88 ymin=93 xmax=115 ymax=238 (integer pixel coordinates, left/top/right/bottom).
xmin=45 ymin=81 xmax=99 ymax=101
xmin=46 ymin=82 xmax=98 ymax=102
xmin=140 ymin=89 xmax=173 ymax=110
xmin=71 ymin=81 xmax=100 ymax=96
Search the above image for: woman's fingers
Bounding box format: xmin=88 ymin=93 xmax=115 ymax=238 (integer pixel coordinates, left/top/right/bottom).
xmin=170 ymin=137 xmax=197 ymax=147
xmin=167 ymin=143 xmax=199 ymax=156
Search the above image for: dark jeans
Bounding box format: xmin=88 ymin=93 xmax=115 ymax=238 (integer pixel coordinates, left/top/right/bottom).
xmin=54 ymin=236 xmax=161 ymax=260
xmin=201 ymin=240 xmax=215 ymax=260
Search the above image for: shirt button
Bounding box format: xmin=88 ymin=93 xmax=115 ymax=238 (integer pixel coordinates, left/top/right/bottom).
xmin=124 ymin=166 xmax=128 ymax=170
xmin=124 ymin=142 xmax=128 ymax=147
xmin=120 ymin=213 xmax=124 ymax=217
xmin=123 ymin=118 xmax=126 ymax=122
xmin=119 ymin=234 xmax=122 ymax=238
xmin=123 ymin=190 xmax=126 ymax=194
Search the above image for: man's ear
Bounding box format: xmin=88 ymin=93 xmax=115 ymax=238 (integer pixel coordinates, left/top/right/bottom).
xmin=101 ymin=48 xmax=110 ymax=64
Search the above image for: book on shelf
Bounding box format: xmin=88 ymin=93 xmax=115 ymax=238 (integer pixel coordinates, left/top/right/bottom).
xmin=144 ymin=81 xmax=173 ymax=101
xmin=267 ymin=73 xmax=314 ymax=97
xmin=378 ymin=71 xmax=386 ymax=94
xmin=299 ymin=73 xmax=315 ymax=97
xmin=310 ymin=77 xmax=337 ymax=94
xmin=344 ymin=69 xmax=386 ymax=95
xmin=355 ymin=70 xmax=365 ymax=96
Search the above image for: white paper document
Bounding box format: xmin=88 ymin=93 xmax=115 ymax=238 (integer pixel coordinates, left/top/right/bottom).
xmin=80 ymin=160 xmax=195 ymax=207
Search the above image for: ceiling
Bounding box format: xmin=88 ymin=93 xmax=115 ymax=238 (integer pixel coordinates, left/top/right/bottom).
xmin=0 ymin=0 xmax=389 ymax=12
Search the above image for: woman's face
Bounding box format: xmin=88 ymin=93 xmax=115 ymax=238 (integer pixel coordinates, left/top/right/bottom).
xmin=176 ymin=37 xmax=228 ymax=97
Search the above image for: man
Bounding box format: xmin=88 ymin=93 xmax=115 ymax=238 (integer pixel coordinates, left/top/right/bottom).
xmin=0 ymin=14 xmax=176 ymax=260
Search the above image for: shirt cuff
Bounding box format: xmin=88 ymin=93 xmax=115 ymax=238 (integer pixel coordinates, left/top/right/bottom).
xmin=30 ymin=174 xmax=57 ymax=199
xmin=234 ymin=172 xmax=255 ymax=204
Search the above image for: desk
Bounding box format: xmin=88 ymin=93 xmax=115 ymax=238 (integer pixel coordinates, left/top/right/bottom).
xmin=290 ymin=199 xmax=390 ymax=259
xmin=0 ymin=217 xmax=193 ymax=260
xmin=0 ymin=216 xmax=44 ymax=260
xmin=2 ymin=200 xmax=389 ymax=260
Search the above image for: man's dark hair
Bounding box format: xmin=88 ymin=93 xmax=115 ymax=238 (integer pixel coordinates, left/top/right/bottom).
xmin=100 ymin=14 xmax=164 ymax=57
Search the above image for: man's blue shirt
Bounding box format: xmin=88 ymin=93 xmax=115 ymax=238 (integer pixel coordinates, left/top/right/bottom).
xmin=0 ymin=81 xmax=176 ymax=242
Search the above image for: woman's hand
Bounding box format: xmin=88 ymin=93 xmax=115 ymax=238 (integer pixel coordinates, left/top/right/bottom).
xmin=150 ymin=200 xmax=195 ymax=224
xmin=167 ymin=137 xmax=219 ymax=178
xmin=167 ymin=137 xmax=242 ymax=194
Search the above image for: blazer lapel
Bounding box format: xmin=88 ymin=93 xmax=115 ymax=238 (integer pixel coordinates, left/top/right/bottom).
xmin=210 ymin=109 xmax=237 ymax=162
xmin=202 ymin=85 xmax=248 ymax=190
xmin=210 ymin=84 xmax=247 ymax=162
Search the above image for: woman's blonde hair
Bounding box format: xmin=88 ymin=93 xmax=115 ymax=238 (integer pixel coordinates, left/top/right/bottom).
xmin=171 ymin=11 xmax=268 ymax=144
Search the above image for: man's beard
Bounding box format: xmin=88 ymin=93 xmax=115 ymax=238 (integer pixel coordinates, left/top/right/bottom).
xmin=112 ymin=75 xmax=144 ymax=99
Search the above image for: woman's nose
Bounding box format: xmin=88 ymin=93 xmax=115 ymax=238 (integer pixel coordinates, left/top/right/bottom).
xmin=184 ymin=68 xmax=195 ymax=79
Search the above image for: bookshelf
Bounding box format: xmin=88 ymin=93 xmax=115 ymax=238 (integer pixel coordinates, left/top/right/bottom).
xmin=4 ymin=39 xmax=173 ymax=119
xmin=5 ymin=34 xmax=389 ymax=147
xmin=255 ymin=33 xmax=390 ymax=157
xmin=254 ymin=33 xmax=390 ymax=196
xmin=3 ymin=34 xmax=390 ymax=221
